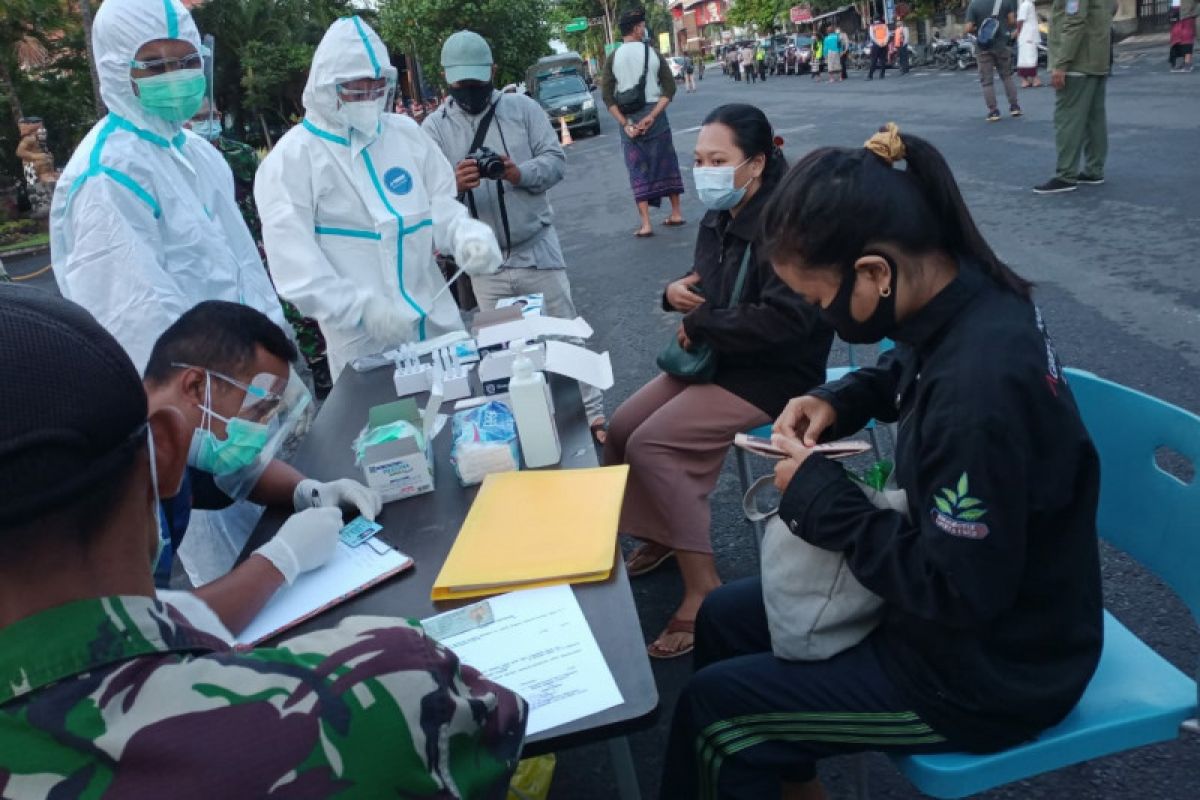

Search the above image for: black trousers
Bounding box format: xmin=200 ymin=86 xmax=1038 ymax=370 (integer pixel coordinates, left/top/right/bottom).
xmin=660 ymin=578 xmax=955 ymax=800
xmin=869 ymin=45 xmax=888 ymax=78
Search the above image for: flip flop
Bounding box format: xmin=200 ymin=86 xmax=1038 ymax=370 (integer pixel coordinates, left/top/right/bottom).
xmin=662 ymin=218 xmax=687 ymax=227
xmin=634 ymin=230 xmax=654 ymax=238
xmin=625 ymin=543 xmax=675 ymax=577
xmin=647 ymin=616 xmax=695 ymax=659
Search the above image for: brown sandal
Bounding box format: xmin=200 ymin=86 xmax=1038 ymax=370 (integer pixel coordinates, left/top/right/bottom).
xmin=647 ymin=616 xmax=695 ymax=659
xmin=590 ymin=418 xmax=608 ymax=446
xmin=625 ymin=543 xmax=674 ymax=577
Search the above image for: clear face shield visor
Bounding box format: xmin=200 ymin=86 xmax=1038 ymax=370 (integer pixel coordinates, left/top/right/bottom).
xmin=175 ymin=364 xmax=313 ymax=500
xmin=336 ymin=66 xmax=398 ymax=112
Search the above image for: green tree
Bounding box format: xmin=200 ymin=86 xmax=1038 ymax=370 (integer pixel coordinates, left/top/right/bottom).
xmin=726 ymin=0 xmax=788 ymax=34
xmin=378 ymin=0 xmax=552 ymax=90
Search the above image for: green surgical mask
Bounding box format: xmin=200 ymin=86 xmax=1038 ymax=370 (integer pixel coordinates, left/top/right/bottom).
xmin=135 ymin=69 xmax=207 ymax=122
xmin=186 ymin=371 xmax=273 ymax=476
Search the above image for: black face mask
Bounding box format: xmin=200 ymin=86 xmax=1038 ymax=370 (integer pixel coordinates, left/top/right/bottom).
xmin=819 ymin=254 xmax=898 ymax=344
xmin=450 ymin=82 xmax=493 ymax=115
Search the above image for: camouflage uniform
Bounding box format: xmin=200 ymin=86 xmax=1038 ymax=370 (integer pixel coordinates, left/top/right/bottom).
xmin=0 ymin=596 xmax=527 ymax=797
xmin=214 ymin=135 xmax=331 ymax=394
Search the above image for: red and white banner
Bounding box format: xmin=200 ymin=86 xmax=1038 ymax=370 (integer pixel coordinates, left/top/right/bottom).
xmin=789 ymin=4 xmax=813 ymax=23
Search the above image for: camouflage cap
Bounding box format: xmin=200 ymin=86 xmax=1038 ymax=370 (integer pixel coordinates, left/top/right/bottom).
xmin=0 ymin=284 xmax=147 ymax=526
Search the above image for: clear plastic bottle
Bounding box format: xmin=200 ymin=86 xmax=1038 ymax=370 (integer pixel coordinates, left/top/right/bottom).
xmin=507 ymin=355 xmax=561 ymax=468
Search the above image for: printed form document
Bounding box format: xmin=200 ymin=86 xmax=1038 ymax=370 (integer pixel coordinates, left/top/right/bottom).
xmin=423 ymin=584 xmax=623 ymax=735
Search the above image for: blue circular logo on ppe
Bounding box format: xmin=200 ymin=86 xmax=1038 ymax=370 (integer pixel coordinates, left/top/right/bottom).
xmin=383 ymin=167 xmax=413 ymax=195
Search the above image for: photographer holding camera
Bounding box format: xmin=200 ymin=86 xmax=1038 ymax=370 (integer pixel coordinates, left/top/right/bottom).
xmin=424 ymin=30 xmax=608 ymax=442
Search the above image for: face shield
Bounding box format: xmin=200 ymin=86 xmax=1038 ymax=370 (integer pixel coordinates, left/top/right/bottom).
xmin=335 ymin=66 xmax=397 ymax=136
xmin=175 ymin=363 xmax=313 ymax=500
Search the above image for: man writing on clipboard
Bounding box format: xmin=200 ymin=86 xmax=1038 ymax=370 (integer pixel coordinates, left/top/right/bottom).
xmin=0 ymin=285 xmax=528 ymax=794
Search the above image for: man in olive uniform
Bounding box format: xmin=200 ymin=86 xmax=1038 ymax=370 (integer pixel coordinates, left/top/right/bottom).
xmin=186 ymin=101 xmax=332 ymax=395
xmin=1033 ymin=0 xmax=1114 ymax=193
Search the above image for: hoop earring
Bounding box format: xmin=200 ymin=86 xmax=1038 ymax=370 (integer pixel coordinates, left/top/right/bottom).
xmin=879 ymin=285 xmax=892 ymax=298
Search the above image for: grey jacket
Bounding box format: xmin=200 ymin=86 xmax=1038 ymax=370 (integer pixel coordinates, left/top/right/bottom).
xmin=423 ymin=90 xmax=566 ymax=269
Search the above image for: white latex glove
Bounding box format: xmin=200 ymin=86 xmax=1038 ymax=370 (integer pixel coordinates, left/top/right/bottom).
xmin=294 ymin=478 xmax=383 ymax=521
xmin=457 ymin=231 xmax=502 ymax=277
xmin=254 ymin=507 xmax=342 ymax=584
xmin=361 ymin=296 xmax=412 ymax=343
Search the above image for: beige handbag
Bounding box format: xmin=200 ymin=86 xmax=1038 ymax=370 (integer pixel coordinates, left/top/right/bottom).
xmin=743 ymin=474 xmax=908 ymax=661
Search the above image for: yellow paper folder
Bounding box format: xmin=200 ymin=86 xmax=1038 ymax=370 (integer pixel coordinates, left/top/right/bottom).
xmin=431 ymin=466 xmax=630 ymax=601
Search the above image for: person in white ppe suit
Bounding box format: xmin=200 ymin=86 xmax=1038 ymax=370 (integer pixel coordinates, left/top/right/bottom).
xmin=50 ymin=0 xmax=286 ymax=372
xmin=255 ymin=16 xmax=502 ymax=381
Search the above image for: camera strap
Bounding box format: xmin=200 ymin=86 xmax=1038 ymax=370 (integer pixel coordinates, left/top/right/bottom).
xmin=462 ymin=98 xmax=511 ymax=260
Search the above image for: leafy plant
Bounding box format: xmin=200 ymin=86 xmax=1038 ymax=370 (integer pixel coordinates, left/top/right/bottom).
xmin=934 ymin=473 xmax=988 ymax=521
xmin=378 ymin=0 xmax=552 ymax=90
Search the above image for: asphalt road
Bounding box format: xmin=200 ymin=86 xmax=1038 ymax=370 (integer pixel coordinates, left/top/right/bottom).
xmin=5 ymin=40 xmax=1196 ymax=799
xmin=546 ymin=42 xmax=1199 ymax=800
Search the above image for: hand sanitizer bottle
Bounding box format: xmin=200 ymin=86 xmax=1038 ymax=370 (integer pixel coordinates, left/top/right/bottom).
xmin=507 ymin=355 xmax=561 ymax=468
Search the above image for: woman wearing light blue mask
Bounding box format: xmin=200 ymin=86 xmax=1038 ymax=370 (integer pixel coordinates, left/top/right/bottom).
xmin=604 ymin=104 xmax=834 ymax=659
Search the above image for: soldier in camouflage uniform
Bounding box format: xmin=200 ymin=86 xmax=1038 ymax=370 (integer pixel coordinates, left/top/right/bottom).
xmin=188 ymin=101 xmax=333 ymax=397
xmin=0 ymin=284 xmax=527 ymax=797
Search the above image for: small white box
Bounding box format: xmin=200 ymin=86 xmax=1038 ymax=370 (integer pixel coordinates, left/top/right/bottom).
xmin=360 ymin=399 xmax=434 ymax=502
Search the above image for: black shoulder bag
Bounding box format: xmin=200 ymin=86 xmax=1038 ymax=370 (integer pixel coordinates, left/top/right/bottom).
xmin=615 ymin=43 xmax=651 ymax=115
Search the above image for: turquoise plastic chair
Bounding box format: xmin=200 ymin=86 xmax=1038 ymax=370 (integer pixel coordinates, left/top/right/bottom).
xmin=735 ymin=340 xmax=895 ymax=549
xmin=892 ymin=368 xmax=1200 ymax=798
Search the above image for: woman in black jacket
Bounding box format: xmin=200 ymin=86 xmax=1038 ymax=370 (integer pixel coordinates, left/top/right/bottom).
xmin=604 ymin=104 xmax=833 ymax=659
xmin=660 ymin=124 xmax=1102 ymax=799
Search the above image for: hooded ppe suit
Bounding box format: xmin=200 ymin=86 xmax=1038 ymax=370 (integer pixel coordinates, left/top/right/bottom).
xmin=49 ymin=0 xmax=286 ymax=372
xmin=255 ymin=17 xmax=500 ymax=381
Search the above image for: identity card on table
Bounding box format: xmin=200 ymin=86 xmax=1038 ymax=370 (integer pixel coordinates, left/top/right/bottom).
xmin=422 ymin=584 xmax=624 ymax=736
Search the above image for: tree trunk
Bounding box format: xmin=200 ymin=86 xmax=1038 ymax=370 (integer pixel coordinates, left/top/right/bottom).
xmin=0 ymin=57 xmax=25 ymax=131
xmin=78 ymin=0 xmax=105 ymax=116
xmin=258 ymin=112 xmax=273 ymax=149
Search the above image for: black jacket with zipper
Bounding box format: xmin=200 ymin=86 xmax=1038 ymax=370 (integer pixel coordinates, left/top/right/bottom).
xmin=778 ymin=263 xmax=1103 ymax=752
xmin=662 ymin=189 xmax=833 ymax=418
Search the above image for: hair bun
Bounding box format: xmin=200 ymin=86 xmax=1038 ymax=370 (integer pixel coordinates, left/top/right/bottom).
xmin=773 ymin=135 xmax=785 ymax=148
xmin=864 ymin=122 xmax=905 ymax=165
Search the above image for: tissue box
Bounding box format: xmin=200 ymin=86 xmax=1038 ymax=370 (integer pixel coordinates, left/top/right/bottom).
xmin=360 ymin=399 xmax=434 ymax=501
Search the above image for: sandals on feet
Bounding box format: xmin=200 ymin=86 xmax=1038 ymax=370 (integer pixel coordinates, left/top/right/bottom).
xmin=647 ymin=616 xmax=695 ymax=659
xmin=625 ymin=543 xmax=674 ymax=577
xmin=590 ymin=417 xmax=608 ymax=446
xmin=662 ymin=218 xmax=687 ymax=227
xmin=634 ymin=229 xmax=654 ymax=238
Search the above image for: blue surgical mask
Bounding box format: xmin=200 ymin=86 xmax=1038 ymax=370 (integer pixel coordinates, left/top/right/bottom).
xmin=190 ymin=119 xmax=222 ymax=140
xmin=693 ymin=158 xmax=751 ymax=211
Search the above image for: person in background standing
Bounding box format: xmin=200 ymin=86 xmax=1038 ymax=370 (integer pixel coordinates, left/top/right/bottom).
xmin=741 ymin=43 xmax=758 ymax=83
xmin=727 ymin=47 xmax=741 ymax=81
xmin=966 ymin=0 xmax=1023 ymax=121
xmin=868 ymin=19 xmax=890 ymax=79
xmin=823 ymin=27 xmax=844 ymax=83
xmin=756 ymin=45 xmax=767 ymax=81
xmin=1169 ymin=0 xmax=1197 ymax=72
xmin=894 ymin=20 xmax=911 ymax=73
xmin=1017 ymin=0 xmax=1045 ymax=86
xmin=424 ymin=31 xmax=608 ymax=443
xmin=184 ymin=100 xmax=333 ymax=398
xmin=601 ymin=8 xmax=687 ymax=238
xmin=1034 ymin=0 xmax=1114 ymax=192
xmin=684 ymin=53 xmax=698 ymax=92
xmin=812 ymin=29 xmax=825 ymax=81
xmin=839 ymin=25 xmax=852 ymax=80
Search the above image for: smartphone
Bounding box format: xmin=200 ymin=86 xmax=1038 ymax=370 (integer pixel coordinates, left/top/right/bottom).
xmin=687 ymin=283 xmax=705 ymax=297
xmin=732 ymin=433 xmax=872 ymax=460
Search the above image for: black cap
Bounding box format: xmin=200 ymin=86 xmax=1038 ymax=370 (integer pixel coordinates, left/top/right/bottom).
xmin=0 ymin=285 xmax=148 ymax=526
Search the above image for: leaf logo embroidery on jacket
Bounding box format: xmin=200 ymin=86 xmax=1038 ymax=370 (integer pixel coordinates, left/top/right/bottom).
xmin=931 ymin=472 xmax=990 ymax=539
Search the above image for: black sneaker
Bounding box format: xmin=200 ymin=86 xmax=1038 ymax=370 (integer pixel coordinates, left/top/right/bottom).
xmin=1075 ymin=174 xmax=1105 ymax=185
xmin=1010 ymin=105 xmax=1023 ymax=117
xmin=1033 ymin=177 xmax=1078 ymax=194
xmin=986 ymin=109 xmax=1001 ymax=122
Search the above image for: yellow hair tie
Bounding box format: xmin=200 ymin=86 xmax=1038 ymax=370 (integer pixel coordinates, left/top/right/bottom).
xmin=864 ymin=122 xmax=906 ymax=165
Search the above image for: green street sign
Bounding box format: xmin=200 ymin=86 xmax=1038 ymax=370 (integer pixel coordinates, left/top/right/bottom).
xmin=564 ymin=17 xmax=588 ymax=32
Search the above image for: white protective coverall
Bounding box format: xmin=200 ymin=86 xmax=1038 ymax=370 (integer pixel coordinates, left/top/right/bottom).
xmin=49 ymin=0 xmax=285 ymax=372
xmin=255 ymin=17 xmax=500 ymax=381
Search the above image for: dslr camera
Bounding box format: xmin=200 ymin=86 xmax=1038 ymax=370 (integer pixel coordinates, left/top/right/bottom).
xmin=468 ymin=146 xmax=506 ymax=180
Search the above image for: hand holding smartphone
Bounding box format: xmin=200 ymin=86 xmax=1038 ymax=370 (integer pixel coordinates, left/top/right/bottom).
xmin=733 ymin=433 xmax=871 ymax=461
